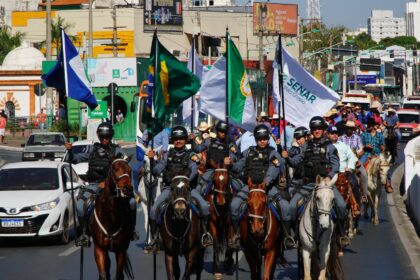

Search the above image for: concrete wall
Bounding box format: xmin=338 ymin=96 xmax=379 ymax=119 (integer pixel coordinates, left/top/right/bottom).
xmin=405 ymin=135 xmax=420 ymax=231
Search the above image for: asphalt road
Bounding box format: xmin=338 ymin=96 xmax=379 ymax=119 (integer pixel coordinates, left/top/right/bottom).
xmin=0 ymin=146 xmax=418 ymax=280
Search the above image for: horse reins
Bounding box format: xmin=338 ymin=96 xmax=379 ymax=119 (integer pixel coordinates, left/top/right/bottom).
xmin=211 ymin=169 xmax=232 ymax=217
xmin=93 ymin=208 xmax=122 ymax=250
xmin=247 ymin=188 xmax=272 ymax=248
xmin=111 ymin=158 xmax=131 ymax=198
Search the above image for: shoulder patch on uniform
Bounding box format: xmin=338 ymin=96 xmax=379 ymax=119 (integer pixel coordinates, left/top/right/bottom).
xmin=190 ymin=154 xmax=200 ymax=163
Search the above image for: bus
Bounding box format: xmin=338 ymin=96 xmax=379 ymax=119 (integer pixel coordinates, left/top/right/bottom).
xmin=363 ymin=84 xmax=402 ymax=103
xmin=341 ymin=90 xmax=373 ymax=111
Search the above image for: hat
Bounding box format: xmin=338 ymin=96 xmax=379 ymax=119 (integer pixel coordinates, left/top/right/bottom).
xmin=387 ymin=108 xmax=396 ymax=113
xmin=354 ymin=105 xmax=361 ymax=110
xmin=345 ymin=120 xmax=356 ymax=128
xmin=336 ymin=101 xmax=344 ymax=107
xmin=324 ymin=108 xmax=338 ymax=118
xmin=259 ymin=112 xmax=268 ymax=118
xmin=370 ymin=104 xmax=379 ymax=109
xmin=345 ymin=103 xmax=354 ymax=108
xmin=197 ymin=121 xmax=211 ymax=132
xmin=328 ymin=126 xmax=339 ymax=133
xmin=270 ymin=113 xmax=279 ymax=119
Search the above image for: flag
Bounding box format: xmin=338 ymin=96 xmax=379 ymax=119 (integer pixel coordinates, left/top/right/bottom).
xmin=182 ymin=46 xmax=203 ymax=127
xmin=42 ymin=29 xmax=97 ymax=110
xmin=148 ymin=32 xmax=201 ymax=133
xmin=199 ymin=33 xmax=256 ymax=131
xmin=273 ymin=46 xmax=339 ymax=128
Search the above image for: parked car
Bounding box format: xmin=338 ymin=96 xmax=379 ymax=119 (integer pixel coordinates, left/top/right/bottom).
xmin=22 ymin=132 xmax=67 ymax=161
xmin=0 ymin=161 xmax=84 ymax=244
xmin=402 ymin=96 xmax=420 ymax=110
xmin=396 ymin=109 xmax=420 ymax=141
xmin=63 ymin=140 xmax=94 ymax=182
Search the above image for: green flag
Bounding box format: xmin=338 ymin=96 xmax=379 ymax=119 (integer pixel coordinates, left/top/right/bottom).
xmin=148 ymin=32 xmax=201 ymax=133
xmin=227 ymin=33 xmax=256 ymax=130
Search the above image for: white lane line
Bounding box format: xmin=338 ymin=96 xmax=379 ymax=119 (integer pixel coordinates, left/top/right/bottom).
xmin=58 ymin=246 xmax=80 ymax=257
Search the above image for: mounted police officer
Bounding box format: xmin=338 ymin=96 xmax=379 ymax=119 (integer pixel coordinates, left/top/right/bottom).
xmin=145 ymin=125 xmax=213 ymax=252
xmin=283 ymin=116 xmax=350 ymax=247
xmin=228 ymin=124 xmax=296 ymax=249
xmin=65 ymin=122 xmax=138 ymax=246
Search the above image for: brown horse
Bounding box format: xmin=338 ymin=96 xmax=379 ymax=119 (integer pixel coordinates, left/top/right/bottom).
xmin=205 ymin=163 xmax=235 ymax=278
xmin=159 ymin=175 xmax=205 ymax=280
xmin=89 ymin=157 xmax=134 ymax=280
xmin=240 ymin=178 xmax=280 ymax=280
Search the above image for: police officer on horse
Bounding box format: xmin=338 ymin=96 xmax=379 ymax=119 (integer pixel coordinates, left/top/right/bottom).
xmin=66 ymin=122 xmax=138 ymax=246
xmin=145 ymin=125 xmax=213 ymax=252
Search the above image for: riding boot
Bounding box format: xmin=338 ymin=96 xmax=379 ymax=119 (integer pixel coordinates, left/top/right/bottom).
xmin=385 ymin=180 xmax=393 ymax=194
xmin=200 ymin=216 xmax=213 ymax=247
xmin=130 ymin=208 xmax=139 ymax=241
xmin=228 ymin=220 xmax=241 ymax=250
xmin=75 ymin=215 xmax=91 ymax=248
xmin=337 ymin=219 xmax=350 ymax=247
xmin=283 ymin=221 xmax=297 ymax=250
xmin=144 ymin=220 xmax=159 ymax=253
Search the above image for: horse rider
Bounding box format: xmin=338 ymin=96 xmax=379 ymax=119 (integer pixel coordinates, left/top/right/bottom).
xmin=383 ymin=107 xmax=402 ymax=144
xmin=228 ymin=124 xmax=296 ymax=250
xmin=360 ymin=118 xmax=385 ymax=165
xmin=193 ymin=121 xmax=240 ymax=193
xmin=283 ymin=116 xmax=350 ymax=247
xmin=65 ymin=122 xmax=139 ymax=246
xmin=283 ymin=126 xmax=310 ymax=181
xmin=327 ymin=126 xmax=361 ymax=207
xmin=145 ymin=125 xmax=213 ymax=251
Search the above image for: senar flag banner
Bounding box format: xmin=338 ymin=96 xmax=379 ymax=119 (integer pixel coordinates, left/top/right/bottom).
xmin=148 ymin=32 xmax=201 ymax=133
xmin=273 ymin=46 xmax=339 ymax=127
xmin=199 ymin=33 xmax=256 ymax=131
xmin=43 ymin=29 xmax=97 ymax=110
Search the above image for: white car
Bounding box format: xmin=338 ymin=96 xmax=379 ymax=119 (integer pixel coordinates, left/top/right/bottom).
xmin=63 ymin=140 xmax=94 ymax=181
xmin=0 ymin=161 xmax=84 ymax=244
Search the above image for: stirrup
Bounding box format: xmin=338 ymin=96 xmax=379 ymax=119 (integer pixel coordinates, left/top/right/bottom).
xmin=284 ymin=236 xmax=297 ymax=250
xmin=75 ymin=234 xmax=91 ymax=248
xmin=144 ymin=239 xmax=159 ymax=254
xmin=339 ymin=236 xmax=350 ymax=247
xmin=228 ymin=233 xmax=241 ymax=250
xmin=201 ymin=232 xmax=213 ymax=247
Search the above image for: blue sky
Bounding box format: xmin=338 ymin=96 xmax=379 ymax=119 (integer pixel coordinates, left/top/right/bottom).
xmin=243 ymin=0 xmax=410 ymax=29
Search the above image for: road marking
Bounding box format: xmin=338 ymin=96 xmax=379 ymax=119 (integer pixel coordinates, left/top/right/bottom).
xmin=58 ymin=246 xmax=80 ymax=257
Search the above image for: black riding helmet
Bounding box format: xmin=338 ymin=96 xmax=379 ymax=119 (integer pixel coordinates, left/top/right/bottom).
xmin=309 ymin=116 xmax=327 ymax=130
xmin=253 ymin=124 xmax=270 ymax=140
xmin=294 ymin=126 xmax=309 ymax=139
xmin=97 ymin=122 xmax=114 ymax=138
xmin=215 ymin=121 xmax=228 ymax=133
xmin=171 ymin=125 xmax=188 ymax=139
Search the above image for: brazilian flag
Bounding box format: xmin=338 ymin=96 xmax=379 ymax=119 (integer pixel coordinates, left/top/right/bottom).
xmin=147 ymin=32 xmax=201 ymax=133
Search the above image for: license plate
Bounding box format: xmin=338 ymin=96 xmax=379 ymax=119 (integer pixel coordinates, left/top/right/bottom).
xmin=402 ymin=133 xmax=410 ymax=137
xmin=1 ymin=219 xmax=24 ymax=227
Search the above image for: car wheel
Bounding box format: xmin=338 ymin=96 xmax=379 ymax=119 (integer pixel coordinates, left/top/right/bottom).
xmin=59 ymin=213 xmax=70 ymax=245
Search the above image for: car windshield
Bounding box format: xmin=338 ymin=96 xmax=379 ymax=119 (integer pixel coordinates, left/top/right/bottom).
xmin=26 ymin=134 xmax=65 ymax=146
xmin=352 ymin=102 xmax=370 ymax=111
xmin=403 ymin=104 xmax=420 ymax=110
xmin=0 ymin=168 xmax=59 ymax=190
xmin=398 ymin=114 xmax=420 ymax=124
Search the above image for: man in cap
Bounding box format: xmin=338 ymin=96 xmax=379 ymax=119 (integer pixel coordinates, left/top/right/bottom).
xmin=227 ymin=124 xmax=296 ymax=249
xmin=145 ymin=125 xmax=213 ymax=251
xmin=196 ymin=121 xmax=215 ymax=140
xmin=365 ymin=105 xmax=382 ymax=126
xmin=285 ymin=116 xmax=350 ymax=247
xmin=258 ymin=112 xmax=272 ymax=131
xmin=383 ymin=108 xmax=402 ymax=143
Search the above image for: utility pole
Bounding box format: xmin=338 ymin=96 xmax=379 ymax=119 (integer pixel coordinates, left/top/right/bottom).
xmin=88 ymin=0 xmax=93 ymax=58
xmin=299 ymin=18 xmax=303 ymax=64
xmin=342 ymin=56 xmax=347 ymax=94
xmin=0 ymin=6 xmax=5 ymax=30
xmin=258 ymin=10 xmax=264 ymax=71
xmin=46 ymin=0 xmax=53 ymax=127
xmin=103 ymin=5 xmax=126 ymax=57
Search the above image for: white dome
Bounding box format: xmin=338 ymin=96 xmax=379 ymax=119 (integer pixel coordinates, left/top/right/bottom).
xmin=2 ymin=41 xmax=45 ymax=70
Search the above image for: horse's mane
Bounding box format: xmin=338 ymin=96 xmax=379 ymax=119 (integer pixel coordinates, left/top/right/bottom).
xmin=367 ymin=157 xmax=381 ymax=175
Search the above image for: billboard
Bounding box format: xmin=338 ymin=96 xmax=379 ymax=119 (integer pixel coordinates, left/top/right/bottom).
xmin=87 ymin=58 xmax=137 ymax=87
xmin=253 ymin=1 xmax=298 ymax=35
xmin=144 ymin=0 xmax=183 ymax=32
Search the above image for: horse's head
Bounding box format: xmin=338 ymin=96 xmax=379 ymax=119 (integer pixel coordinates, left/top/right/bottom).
xmin=379 ymin=152 xmax=391 ymax=185
xmin=212 ymin=165 xmax=231 ymax=207
xmin=170 ymin=175 xmax=190 ymax=219
xmin=247 ymin=177 xmax=267 ymax=238
xmin=109 ymin=156 xmax=133 ymax=198
xmin=314 ymin=175 xmax=337 ymax=230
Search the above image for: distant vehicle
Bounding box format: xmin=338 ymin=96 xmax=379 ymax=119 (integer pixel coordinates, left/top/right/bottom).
xmin=396 ymin=109 xmax=420 ymax=141
xmin=0 ymin=161 xmax=84 ymax=244
xmin=342 ymin=91 xmax=373 ymax=111
xmin=363 ymin=84 xmax=402 ymax=103
xmin=382 ymin=102 xmax=401 ymax=112
xmin=63 ymin=140 xmax=94 ymax=182
xmin=22 ymin=132 xmax=67 ymax=161
xmin=402 ymin=96 xmax=420 ymax=110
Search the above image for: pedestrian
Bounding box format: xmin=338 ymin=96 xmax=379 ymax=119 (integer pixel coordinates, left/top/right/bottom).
xmin=36 ymin=108 xmax=47 ymax=130
xmin=0 ymin=110 xmax=7 ymax=144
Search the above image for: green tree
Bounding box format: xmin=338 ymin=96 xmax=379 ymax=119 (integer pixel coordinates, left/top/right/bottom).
xmin=350 ymin=32 xmax=377 ymax=50
xmin=0 ymin=29 xmax=24 ymax=64
xmin=378 ymin=36 xmax=419 ymax=48
xmin=39 ymin=16 xmax=77 ymax=56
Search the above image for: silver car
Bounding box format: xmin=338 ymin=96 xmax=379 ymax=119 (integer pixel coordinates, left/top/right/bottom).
xmin=22 ymin=132 xmax=67 ymax=161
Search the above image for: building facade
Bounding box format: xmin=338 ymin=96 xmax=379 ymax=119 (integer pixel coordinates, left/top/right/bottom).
xmin=368 ymin=10 xmax=405 ymax=43
xmin=406 ymin=0 xmax=420 ymax=42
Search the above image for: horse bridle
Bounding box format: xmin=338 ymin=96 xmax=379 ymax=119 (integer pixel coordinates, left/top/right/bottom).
xmin=111 ymin=158 xmax=132 ymax=198
xmin=247 ymin=188 xmax=267 ymax=222
xmin=212 ymin=168 xmax=232 ymax=195
xmin=312 ymin=184 xmax=334 ymax=217
xmin=247 ymin=188 xmax=272 ymax=246
xmin=171 ymin=175 xmax=190 ymax=207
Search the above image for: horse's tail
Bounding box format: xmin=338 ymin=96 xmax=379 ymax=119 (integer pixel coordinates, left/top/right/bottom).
xmin=124 ymin=253 xmax=134 ymax=280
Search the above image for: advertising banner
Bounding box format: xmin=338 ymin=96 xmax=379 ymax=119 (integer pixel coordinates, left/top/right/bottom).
xmin=88 ymin=100 xmax=108 ymax=119
xmin=87 ymin=58 xmax=137 ymax=87
xmin=144 ymin=0 xmax=183 ymax=32
xmin=253 ymin=1 xmax=298 ymax=35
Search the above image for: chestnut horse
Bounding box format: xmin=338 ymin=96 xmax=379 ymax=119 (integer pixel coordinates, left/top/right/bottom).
xmin=205 ymin=164 xmax=235 ymax=279
xmin=89 ymin=157 xmax=134 ymax=280
xmin=240 ymin=179 xmax=280 ymax=280
xmin=159 ymin=175 xmax=204 ymax=280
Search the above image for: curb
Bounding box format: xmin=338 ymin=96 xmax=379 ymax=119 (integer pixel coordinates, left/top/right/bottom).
xmin=0 ymin=145 xmax=23 ymax=152
xmin=387 ymin=192 xmax=420 ymax=278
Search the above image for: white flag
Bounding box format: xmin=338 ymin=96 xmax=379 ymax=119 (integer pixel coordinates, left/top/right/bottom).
xmin=273 ymin=47 xmax=339 ymax=128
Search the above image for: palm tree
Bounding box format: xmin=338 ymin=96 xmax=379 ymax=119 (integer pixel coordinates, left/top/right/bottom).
xmin=39 ymin=16 xmax=77 ymax=57
xmin=0 ymin=28 xmax=24 ymax=65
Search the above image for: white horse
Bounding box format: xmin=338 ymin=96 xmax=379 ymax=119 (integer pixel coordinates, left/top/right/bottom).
xmin=299 ymin=175 xmax=338 ymax=280
xmin=137 ymin=156 xmax=162 ymax=246
xmin=364 ymin=153 xmax=391 ymax=225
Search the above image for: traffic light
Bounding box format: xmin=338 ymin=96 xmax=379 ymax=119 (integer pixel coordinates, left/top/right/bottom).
xmin=390 ymin=50 xmax=394 ymax=58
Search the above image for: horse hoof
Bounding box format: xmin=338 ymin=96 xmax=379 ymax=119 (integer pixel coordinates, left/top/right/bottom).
xmin=214 ymin=273 xmax=223 ymax=279
xmin=338 ymin=251 xmax=344 ymax=257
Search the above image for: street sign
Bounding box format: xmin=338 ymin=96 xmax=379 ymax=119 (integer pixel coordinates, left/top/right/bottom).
xmin=108 ymin=82 xmax=118 ymax=94
xmin=88 ymin=100 xmax=107 ymax=119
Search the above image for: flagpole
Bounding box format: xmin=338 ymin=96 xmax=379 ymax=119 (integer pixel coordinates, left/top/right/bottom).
xmin=151 ymin=28 xmax=157 ymax=280
xmin=190 ymin=35 xmax=195 ymax=132
xmin=225 ymin=27 xmax=229 ymax=136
